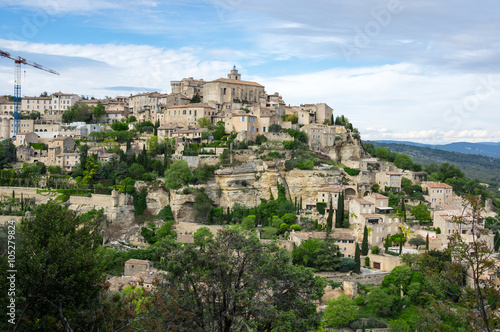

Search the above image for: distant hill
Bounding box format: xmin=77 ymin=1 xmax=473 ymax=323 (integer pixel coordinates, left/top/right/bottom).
xmin=375 ymin=140 xmax=500 ymax=159
xmin=366 ymin=141 xmax=500 ymax=183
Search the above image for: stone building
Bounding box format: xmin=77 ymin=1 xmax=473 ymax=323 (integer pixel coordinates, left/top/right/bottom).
xmin=170 ymin=77 xmax=204 ymax=99
xmin=203 ymin=68 xmax=266 ymax=105
xmin=375 ymin=171 xmax=402 ymax=191
xmin=421 ymin=181 xmax=453 ymax=209
xmin=124 ymin=259 xmax=154 ymax=277
xmin=165 ymin=103 xmax=216 ymax=127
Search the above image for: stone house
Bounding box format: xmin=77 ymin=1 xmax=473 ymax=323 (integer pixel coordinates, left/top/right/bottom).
xmin=302 ymin=123 xmax=347 ymax=149
xmin=421 ymin=181 xmax=453 ymax=209
xmin=165 ymin=103 xmax=216 ymax=127
xmin=124 ymin=259 xmax=154 ymax=277
xmin=14 ymin=132 xmax=39 ymax=147
xmin=203 ymin=68 xmax=266 ymax=105
xmin=375 ymin=171 xmax=402 ymax=191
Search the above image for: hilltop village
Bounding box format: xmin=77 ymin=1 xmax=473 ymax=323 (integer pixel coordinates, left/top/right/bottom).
xmin=1 ymin=68 xmax=499 ymax=330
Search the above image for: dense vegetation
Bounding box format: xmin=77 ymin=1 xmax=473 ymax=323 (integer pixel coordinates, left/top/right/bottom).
xmin=366 ymin=141 xmax=500 ymax=183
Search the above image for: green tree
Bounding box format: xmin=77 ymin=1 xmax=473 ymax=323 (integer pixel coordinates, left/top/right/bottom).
xmin=394 ymin=153 xmax=414 ymax=170
xmin=128 ymin=162 xmax=146 ymax=179
xmin=241 ymin=215 xmax=256 ymax=230
xmin=326 ymin=197 xmax=333 ymax=233
xmin=16 ymin=201 xmax=105 ymax=331
xmin=190 ymin=93 xmax=201 ymax=103
xmin=164 ymin=160 xmax=192 ymax=190
xmin=156 ymin=228 xmax=326 ymax=331
xmin=111 ymin=121 xmax=129 ymax=131
xmin=62 ymin=103 xmax=92 ymax=123
xmin=157 ymin=205 xmax=174 ymax=221
xmin=197 ymin=117 xmax=214 ymax=130
xmin=292 ymin=238 xmax=341 ymax=272
xmin=426 ymin=233 xmax=430 ymax=250
xmin=0 ymin=139 xmax=17 ymax=168
xmin=193 ymin=192 xmax=212 ymax=223
xmin=409 ymin=237 xmax=426 ymax=249
xmin=354 ymin=242 xmax=361 ymax=273
xmin=126 ymin=115 xmax=137 ymax=123
xmin=193 ymin=227 xmax=214 ymax=248
xmin=269 ymin=123 xmax=282 ymax=133
xmin=374 ymin=147 xmax=390 ymax=159
xmin=323 ymin=295 xmax=358 ymax=327
xmin=92 ymin=103 xmax=106 ymax=120
xmin=366 ymin=288 xmax=394 ymax=316
xmin=82 ymin=153 xmax=99 ymax=186
xmin=410 ymin=204 xmax=432 ymax=223
xmin=361 ymin=225 xmax=369 ymax=255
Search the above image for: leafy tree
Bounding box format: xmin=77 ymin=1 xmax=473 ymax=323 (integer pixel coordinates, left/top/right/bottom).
xmin=126 ymin=115 xmax=137 ymax=123
xmin=292 ymin=238 xmax=341 ymax=272
xmin=354 ymin=242 xmax=361 ymax=273
xmin=361 ymin=225 xmax=369 ymax=255
xmin=62 ymin=103 xmax=92 ymax=123
xmin=128 ymin=162 xmax=146 ymax=179
xmin=0 ymin=139 xmax=17 ymax=168
xmin=213 ymin=122 xmax=226 ymax=140
xmin=92 ymin=103 xmax=106 ymax=120
xmin=241 ymin=215 xmax=256 ymax=230
xmin=374 ymin=147 xmax=390 ymax=159
xmin=316 ymin=202 xmax=327 ymax=215
xmin=156 ymin=228 xmax=326 ymax=331
xmin=269 ymin=123 xmax=282 ymax=133
xmin=281 ymin=213 xmax=296 ymax=224
xmin=164 ymin=160 xmax=191 ymax=190
xmin=409 ymin=237 xmax=426 ymax=249
xmin=411 ymin=204 xmax=432 ymax=223
xmin=16 ymin=201 xmax=105 ymax=331
xmin=82 ymin=154 xmax=99 ymax=186
xmin=255 ymin=134 xmax=267 ymax=145
xmin=394 ymin=153 xmax=414 ymax=170
xmin=366 ymin=288 xmax=394 ymax=316
xmin=193 ymin=227 xmax=214 ymax=248
xmin=197 ymin=117 xmax=214 ymax=130
xmin=134 ymin=187 xmax=148 ymax=216
xmin=193 ymin=192 xmax=212 ymax=223
xmin=323 ymin=295 xmax=358 ymax=327
xmin=111 ymin=121 xmax=129 ymax=131
xmin=157 ymin=205 xmax=174 ymax=221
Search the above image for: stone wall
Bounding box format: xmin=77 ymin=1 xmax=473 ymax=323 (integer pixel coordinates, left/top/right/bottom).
xmin=263 ymin=132 xmax=293 ymax=142
xmin=0 ymin=186 xmax=38 ymax=198
xmin=316 ymin=271 xmax=389 ymax=285
xmin=68 ymin=192 xmax=131 ymax=208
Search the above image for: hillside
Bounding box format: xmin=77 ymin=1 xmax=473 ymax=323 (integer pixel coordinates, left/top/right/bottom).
xmin=375 ymin=140 xmax=500 ymax=159
xmin=366 ymin=141 xmax=500 ymax=183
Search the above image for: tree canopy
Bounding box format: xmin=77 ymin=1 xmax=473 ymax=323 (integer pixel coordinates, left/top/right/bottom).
xmin=155 ymin=228 xmax=326 ymax=331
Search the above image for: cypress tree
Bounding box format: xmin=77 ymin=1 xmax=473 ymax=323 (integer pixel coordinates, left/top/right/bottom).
xmin=425 ymin=233 xmax=429 ymax=250
xmin=335 ymin=193 xmax=342 ymax=228
xmin=401 ymin=199 xmax=406 ymax=222
xmin=385 ymin=234 xmax=389 ymax=252
xmin=495 ymin=232 xmax=500 ymax=252
xmin=326 ymin=197 xmax=333 ymax=234
xmin=399 ymin=238 xmax=403 ymax=255
xmin=361 ymin=225 xmax=369 ymax=255
xmin=354 ymin=243 xmax=361 ymax=273
xmin=299 ymin=197 xmax=302 ymax=210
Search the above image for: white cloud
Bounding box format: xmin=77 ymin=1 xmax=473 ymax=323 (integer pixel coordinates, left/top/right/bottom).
xmin=0 ymin=39 xmax=232 ymax=97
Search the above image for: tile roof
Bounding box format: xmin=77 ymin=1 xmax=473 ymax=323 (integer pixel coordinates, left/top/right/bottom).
xmin=422 ymin=182 xmax=453 ymax=189
xmin=318 ymin=186 xmax=343 ymax=193
xmin=206 ymin=78 xmax=264 ymax=87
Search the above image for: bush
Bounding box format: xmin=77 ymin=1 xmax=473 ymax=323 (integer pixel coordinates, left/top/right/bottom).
xmin=435 ymin=227 xmax=441 ymax=234
xmin=371 ymin=246 xmax=379 ymax=254
xmin=290 ymin=224 xmax=301 ymax=231
xmin=354 ymin=295 xmax=365 ymax=306
xmin=297 ymin=159 xmax=314 ymax=170
xmin=365 ymin=256 xmax=370 ymax=267
xmin=157 ymin=205 xmax=174 ymax=221
xmin=255 ymin=134 xmax=267 ymax=145
xmin=343 ymin=166 xmax=361 ymax=176
xmin=339 ymin=258 xmax=356 ymax=272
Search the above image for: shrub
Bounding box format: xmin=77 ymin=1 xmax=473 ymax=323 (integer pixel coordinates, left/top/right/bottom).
xmin=339 ymin=258 xmax=356 ymax=272
xmin=343 ymin=166 xmax=361 ymax=176
xmin=354 ymin=295 xmax=365 ymax=306
xmin=435 ymin=227 xmax=441 ymax=234
xmin=290 ymin=224 xmax=301 ymax=231
xmin=371 ymin=246 xmax=379 ymax=254
xmin=365 ymin=256 xmax=370 ymax=267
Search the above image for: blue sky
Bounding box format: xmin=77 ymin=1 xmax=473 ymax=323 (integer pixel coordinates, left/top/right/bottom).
xmin=1 ymin=0 xmax=499 ymax=143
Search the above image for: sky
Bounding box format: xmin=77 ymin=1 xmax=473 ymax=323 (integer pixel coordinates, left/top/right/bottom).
xmin=0 ymin=0 xmax=499 ymax=144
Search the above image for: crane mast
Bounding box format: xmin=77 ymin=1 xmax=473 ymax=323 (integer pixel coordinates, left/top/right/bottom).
xmin=0 ymin=49 xmax=60 ymax=137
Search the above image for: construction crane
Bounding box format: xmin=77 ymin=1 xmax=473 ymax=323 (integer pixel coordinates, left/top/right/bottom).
xmin=0 ymin=49 xmax=59 ymax=137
